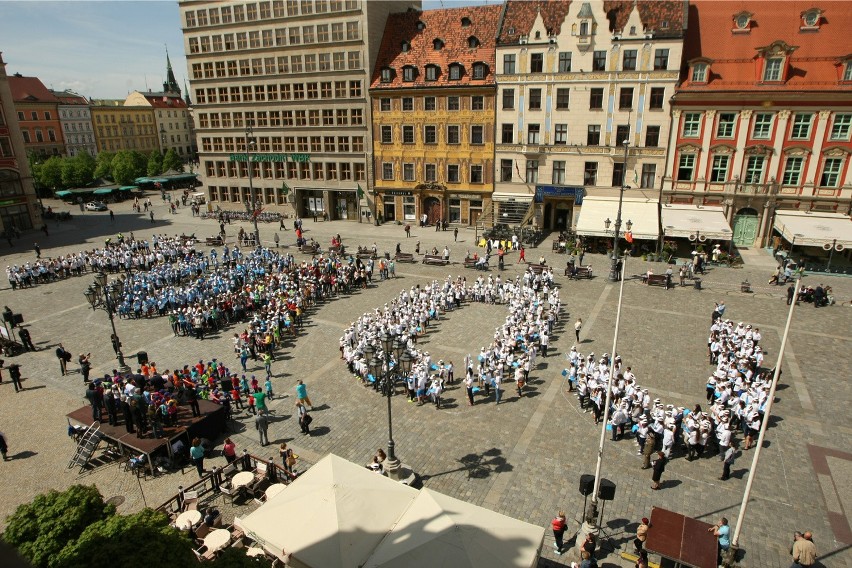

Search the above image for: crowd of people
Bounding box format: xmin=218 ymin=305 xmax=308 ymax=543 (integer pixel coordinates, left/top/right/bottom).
xmin=340 ymin=268 xmax=561 ymax=409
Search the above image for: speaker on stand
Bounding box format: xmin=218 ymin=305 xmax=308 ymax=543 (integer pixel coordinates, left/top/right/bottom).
xmin=577 ymin=474 xmax=595 ymax=525
xmin=596 ymin=479 xmax=618 ymax=551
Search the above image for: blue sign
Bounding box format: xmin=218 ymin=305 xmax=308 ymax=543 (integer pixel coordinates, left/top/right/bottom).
xmin=534 ymin=185 xmax=584 ymax=205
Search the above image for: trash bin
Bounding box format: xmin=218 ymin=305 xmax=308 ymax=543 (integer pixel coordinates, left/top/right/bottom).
xmin=137 ymin=351 xmax=149 ymax=365
xmin=693 ymin=278 xmax=702 ymax=291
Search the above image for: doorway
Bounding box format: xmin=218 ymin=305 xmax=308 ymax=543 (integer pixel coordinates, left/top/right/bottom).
xmin=423 ymin=197 xmax=441 ymax=224
xmin=732 ymin=208 xmax=759 ymax=247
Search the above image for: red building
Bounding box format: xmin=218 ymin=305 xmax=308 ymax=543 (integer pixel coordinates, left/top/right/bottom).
xmin=662 ymin=1 xmax=852 ymax=248
xmin=8 ymin=73 xmax=65 ymax=158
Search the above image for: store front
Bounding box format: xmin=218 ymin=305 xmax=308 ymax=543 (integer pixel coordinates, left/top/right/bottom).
xmin=297 ymin=188 xmax=358 ymax=221
xmin=535 ymin=185 xmax=584 ymax=231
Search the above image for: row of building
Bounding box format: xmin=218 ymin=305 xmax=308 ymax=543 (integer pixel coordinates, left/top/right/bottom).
xmin=183 ymin=0 xmax=852 ymax=248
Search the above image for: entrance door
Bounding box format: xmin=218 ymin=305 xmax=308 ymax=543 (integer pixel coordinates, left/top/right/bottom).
xmin=423 ymin=197 xmax=441 ymax=224
xmin=732 ymin=208 xmax=759 ymax=247
xmin=337 ymin=197 xmax=348 ymax=220
xmin=469 ymin=208 xmax=480 ymax=226
xmin=555 ymin=207 xmax=571 ymax=231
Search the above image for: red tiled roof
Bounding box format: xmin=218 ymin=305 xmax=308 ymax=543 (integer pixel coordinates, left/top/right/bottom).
xmin=603 ymin=1 xmax=685 ymax=37
xmin=8 ymin=76 xmax=60 ymax=104
xmin=146 ymin=96 xmax=188 ymax=109
xmin=498 ymin=0 xmax=572 ymax=45
xmin=370 ymin=4 xmax=503 ymax=90
xmin=51 ymin=91 xmax=89 ymax=105
xmin=680 ymin=0 xmax=852 ymax=92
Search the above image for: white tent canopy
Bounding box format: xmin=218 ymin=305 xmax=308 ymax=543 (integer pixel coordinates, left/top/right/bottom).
xmin=661 ymin=205 xmax=733 ymax=240
xmin=363 ymin=488 xmax=544 ymax=568
xmin=237 ymin=454 xmax=418 ymax=568
xmin=574 ymin=196 xmax=659 ymax=240
xmin=773 ymin=211 xmax=852 ymax=248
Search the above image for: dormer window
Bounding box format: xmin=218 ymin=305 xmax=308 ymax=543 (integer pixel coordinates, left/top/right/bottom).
xmin=764 ymin=58 xmax=783 ymax=81
xmin=801 ymin=8 xmax=823 ymax=28
xmin=844 ymin=62 xmax=852 ymax=82
xmin=757 ymin=40 xmax=798 ymax=83
xmin=629 ymin=26 xmax=636 ymax=35
xmin=468 ymin=36 xmax=480 ymax=48
xmin=416 ymin=20 xmax=425 ymax=31
xmin=448 ymin=63 xmax=463 ymax=81
xmin=380 ymin=67 xmax=393 ymax=83
xmin=733 ymin=11 xmax=752 ymax=32
xmin=693 ymin=63 xmax=708 ymax=83
xmin=579 ymin=21 xmax=590 ymax=36
xmin=661 ymin=20 xmax=669 ymax=29
xmin=433 ymin=38 xmax=444 ymax=50
xmin=472 ymin=62 xmax=487 ymax=79
xmin=402 ymin=65 xmax=416 ymax=82
xmin=461 ymin=16 xmax=471 ymax=27
xmin=425 ymin=64 xmax=439 ymax=81
xmin=401 ymin=41 xmax=410 ymax=53
xmin=507 ymin=27 xmax=515 ymax=35
xmin=534 ymin=31 xmax=541 ymax=39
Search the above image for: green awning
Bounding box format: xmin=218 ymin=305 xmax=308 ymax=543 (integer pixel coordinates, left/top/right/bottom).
xmin=164 ymin=173 xmax=198 ymax=181
xmin=119 ymin=186 xmax=138 ymax=191
xmin=134 ymin=177 xmax=151 ymax=184
xmin=93 ymin=188 xmax=114 ymax=195
xmin=55 ymin=190 xmax=72 ymax=197
xmin=149 ymin=178 xmax=168 ymax=183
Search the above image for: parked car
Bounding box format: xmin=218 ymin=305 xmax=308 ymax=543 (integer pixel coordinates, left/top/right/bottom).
xmin=84 ymin=201 xmax=108 ymax=211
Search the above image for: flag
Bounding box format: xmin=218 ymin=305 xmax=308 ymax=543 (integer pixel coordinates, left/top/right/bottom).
xmin=625 ymin=231 xmax=634 ymax=243
xmin=281 ymin=181 xmax=290 ymax=196
xmin=357 ymin=184 xmax=364 ymax=199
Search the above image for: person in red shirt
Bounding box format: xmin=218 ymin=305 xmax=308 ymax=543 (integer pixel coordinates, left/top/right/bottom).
xmin=551 ymin=511 xmax=567 ymax=554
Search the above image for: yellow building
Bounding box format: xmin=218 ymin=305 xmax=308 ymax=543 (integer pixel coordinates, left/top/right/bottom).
xmin=369 ymin=5 xmax=501 ymax=226
xmin=91 ymin=100 xmax=158 ymax=154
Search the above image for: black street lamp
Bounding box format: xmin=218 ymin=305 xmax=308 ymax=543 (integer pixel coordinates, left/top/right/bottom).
xmin=608 ymin=139 xmax=631 ymax=281
xmin=245 ymin=121 xmax=260 ymax=246
xmin=84 ymin=272 xmax=130 ymax=372
xmin=365 ymin=332 xmax=413 ymax=481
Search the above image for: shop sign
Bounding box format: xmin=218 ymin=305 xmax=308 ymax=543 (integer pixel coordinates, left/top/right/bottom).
xmin=229 ymin=153 xmax=311 ymax=163
xmin=384 ymin=190 xmax=412 ymax=196
xmin=535 ymin=185 xmax=584 ymax=205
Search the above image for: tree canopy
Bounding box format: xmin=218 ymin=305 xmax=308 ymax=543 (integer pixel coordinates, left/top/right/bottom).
xmin=162 ymin=148 xmax=185 ymax=173
xmin=146 ymin=150 xmax=164 ymax=177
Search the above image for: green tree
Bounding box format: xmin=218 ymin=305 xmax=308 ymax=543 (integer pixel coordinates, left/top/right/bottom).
xmin=76 ymin=152 xmax=96 ymax=184
xmin=110 ymin=151 xmax=137 ymax=185
xmin=94 ymin=152 xmax=115 ymax=180
xmin=128 ymin=150 xmax=148 ymax=179
xmin=2 ymin=485 xmax=115 ymax=568
xmin=147 ymin=150 xmax=163 ymax=176
xmin=61 ymin=154 xmax=95 ymax=188
xmin=162 ymin=148 xmax=184 ymax=173
xmin=52 ymin=508 xmax=195 ymax=568
xmin=37 ymin=156 xmax=64 ymax=190
xmin=212 ymin=547 xmax=273 ymax=568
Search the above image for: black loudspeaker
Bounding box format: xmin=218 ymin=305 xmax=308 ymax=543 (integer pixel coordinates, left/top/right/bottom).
xmin=598 ymin=478 xmax=616 ymax=501
xmin=137 ymin=351 xmax=149 ymax=365
xmin=13 ymin=314 xmax=23 ymax=325
xmin=579 ymin=474 xmax=595 ymax=496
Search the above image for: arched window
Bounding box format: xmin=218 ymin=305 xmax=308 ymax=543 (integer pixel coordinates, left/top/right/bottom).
xmin=433 ymin=38 xmax=444 ymax=50
xmin=467 ymin=36 xmax=480 ymax=48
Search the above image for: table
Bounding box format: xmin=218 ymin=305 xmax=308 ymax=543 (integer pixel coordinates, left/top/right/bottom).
xmin=204 ymin=529 xmax=232 ymax=553
xmin=246 ymin=547 xmax=266 ymax=558
xmin=265 ymin=483 xmax=287 ymax=500
xmin=175 ymin=509 xmax=201 ymax=530
xmin=232 ymin=471 xmax=255 ymax=488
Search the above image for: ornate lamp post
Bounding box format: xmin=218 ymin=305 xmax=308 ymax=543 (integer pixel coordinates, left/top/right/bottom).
xmin=245 ymin=121 xmax=260 ymax=246
xmin=365 ymin=332 xmax=413 ymax=481
xmin=84 ymin=272 xmax=130 ymax=372
xmin=608 ymin=140 xmax=631 ymax=281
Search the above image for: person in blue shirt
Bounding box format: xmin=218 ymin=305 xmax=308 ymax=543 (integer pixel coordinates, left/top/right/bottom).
xmin=189 ymin=437 xmax=205 ymax=477
xmin=709 ymin=517 xmax=730 ymax=563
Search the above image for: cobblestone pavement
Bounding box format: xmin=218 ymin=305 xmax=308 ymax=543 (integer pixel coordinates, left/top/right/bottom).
xmin=1 ymin=198 xmax=850 ymax=567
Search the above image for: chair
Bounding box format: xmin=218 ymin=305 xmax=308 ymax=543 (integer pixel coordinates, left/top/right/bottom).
xmin=194 ymin=522 xmax=211 ymax=544
xmin=254 ymin=462 xmax=267 ymax=477
xmin=219 ymin=481 xmax=240 ymax=505
xmin=221 ymin=463 xmax=237 ymax=478
xmin=183 ymin=490 xmax=199 ymax=511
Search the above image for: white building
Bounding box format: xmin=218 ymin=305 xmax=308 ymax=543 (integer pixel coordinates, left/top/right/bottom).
xmin=51 ymin=90 xmax=96 ymax=157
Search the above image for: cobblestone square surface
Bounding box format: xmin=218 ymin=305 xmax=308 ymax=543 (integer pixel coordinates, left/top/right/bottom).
xmin=1 ymin=198 xmax=850 ymax=567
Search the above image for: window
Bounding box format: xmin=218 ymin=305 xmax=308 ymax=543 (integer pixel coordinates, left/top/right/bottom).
xmin=530 ymin=53 xmax=543 ymax=73
xmin=677 ymin=154 xmax=696 ymax=181
xmin=449 ymin=64 xmax=462 ymax=80
xmin=782 ymin=157 xmax=804 ymax=185
xmin=552 ymin=161 xmax=566 ymax=184
xmin=500 ymin=159 xmax=513 ymax=182
xmin=501 ymin=124 xmax=513 ymax=144
xmin=473 ymin=63 xmax=486 ymax=79
xmin=502 ymin=89 xmax=515 ymax=109
xmin=622 ymin=49 xmax=637 ymax=71
xmin=555 ymin=88 xmax=570 ymax=109
xmin=346 ymin=21 xmax=359 ymax=40
xmin=820 ymin=158 xmax=843 ymax=187
xmin=382 ymin=163 xmax=394 ymax=180
xmin=653 ymin=49 xmax=669 ymax=70
xmin=790 ymin=114 xmax=813 ymax=139
xmin=503 ymin=54 xmax=515 ymax=74
xmin=471 ymin=125 xmax=484 ymax=144
xmin=381 ymin=125 xmax=392 ymax=144
xmin=448 ymin=96 xmax=460 ymax=111
xmin=683 ymin=112 xmax=702 ymax=137
xmin=844 ymin=62 xmax=852 ymax=82
xmin=593 ymin=51 xmax=606 ymax=71
xmin=471 ymin=96 xmax=484 ymax=110
xmin=447 ymin=125 xmax=460 ymax=144
xmin=468 ymin=35 xmax=479 ymax=48
xmin=612 ymin=163 xmax=625 ymax=187
xmin=447 ymin=164 xmax=460 ymax=183
xmin=529 ymin=89 xmax=542 ymax=110
xmin=619 ymin=88 xmax=633 ymax=110
xmin=583 ymin=162 xmax=598 ymax=186
xmin=525 ymin=160 xmax=539 ymax=183
xmin=590 ymin=88 xmax=603 ymax=110
xmin=403 ymin=163 xmax=415 ymax=182
xmin=717 ymin=113 xmax=737 ymax=138
xmin=403 ymin=66 xmax=415 ymax=82
xmin=645 ymin=125 xmax=660 ymax=147
xmin=424 ymin=125 xmax=436 ymax=144
xmin=558 ymin=52 xmax=572 ymax=72
xmin=752 ymin=113 xmax=773 ymax=139
xmin=425 ymin=164 xmax=437 ymax=182
xmin=763 ymin=58 xmax=783 ymax=82
xmin=470 ymin=165 xmax=483 ymax=183
xmin=425 ymin=65 xmax=439 ymax=81
xmin=830 ymin=114 xmax=851 ymax=140
xmin=380 ymin=98 xmax=391 ymax=112
xmin=744 ymin=156 xmax=765 ymax=184
xmin=527 ymin=124 xmax=540 ymax=144
xmin=554 ymin=124 xmax=567 ymax=145
xmin=692 ymin=63 xmax=707 ymax=83
xmin=424 ymin=97 xmax=436 ymax=111
xmin=433 ymin=38 xmax=444 ymax=50
xmin=710 ymin=155 xmax=730 ymax=182
xmin=615 ymin=125 xmax=630 ymax=146
xmin=380 ymin=68 xmax=393 ymax=83
xmin=402 ymin=126 xmax=414 ymax=144
xmin=587 ymin=125 xmax=601 ymax=145
xmin=649 ymin=87 xmax=665 ymax=110
xmin=402 ymin=97 xmax=413 ymax=111
xmin=640 ymin=164 xmax=656 ymax=189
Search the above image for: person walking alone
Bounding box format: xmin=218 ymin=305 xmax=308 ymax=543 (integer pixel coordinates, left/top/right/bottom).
xmin=255 ymin=412 xmax=269 ymax=446
xmin=190 ymin=438 xmax=205 ymax=477
xmin=551 ymin=511 xmax=568 ymax=555
xmin=720 ymin=441 xmax=736 ymax=481
xmin=575 ymin=318 xmax=583 ymax=343
xmin=295 ymin=379 xmax=313 ymax=409
xmin=651 ymin=451 xmax=667 ymax=490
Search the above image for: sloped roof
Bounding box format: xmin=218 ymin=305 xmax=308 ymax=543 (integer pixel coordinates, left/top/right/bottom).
xmin=603 ymin=0 xmax=686 ymax=37
xmin=498 ymin=0 xmax=572 ymax=45
xmin=680 ymin=0 xmax=852 ymax=92
xmin=8 ymin=75 xmax=60 ymax=104
xmin=370 ymin=4 xmax=503 ymax=90
xmin=50 ymin=90 xmax=90 ymax=105
xmin=146 ymin=96 xmax=188 ymax=109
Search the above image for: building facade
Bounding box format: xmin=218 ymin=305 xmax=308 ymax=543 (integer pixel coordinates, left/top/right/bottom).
xmin=370 ymin=4 xmax=501 ymax=226
xmin=0 ymin=54 xmax=41 ymax=232
xmin=90 ymin=100 xmax=158 ymax=154
xmin=662 ymin=1 xmax=852 ymax=247
xmin=180 ymin=0 xmax=416 ymax=220
xmin=7 ymin=74 xmax=65 ymax=158
xmin=494 ymin=0 xmax=685 ymax=231
xmin=51 ymin=90 xmax=97 ymax=157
